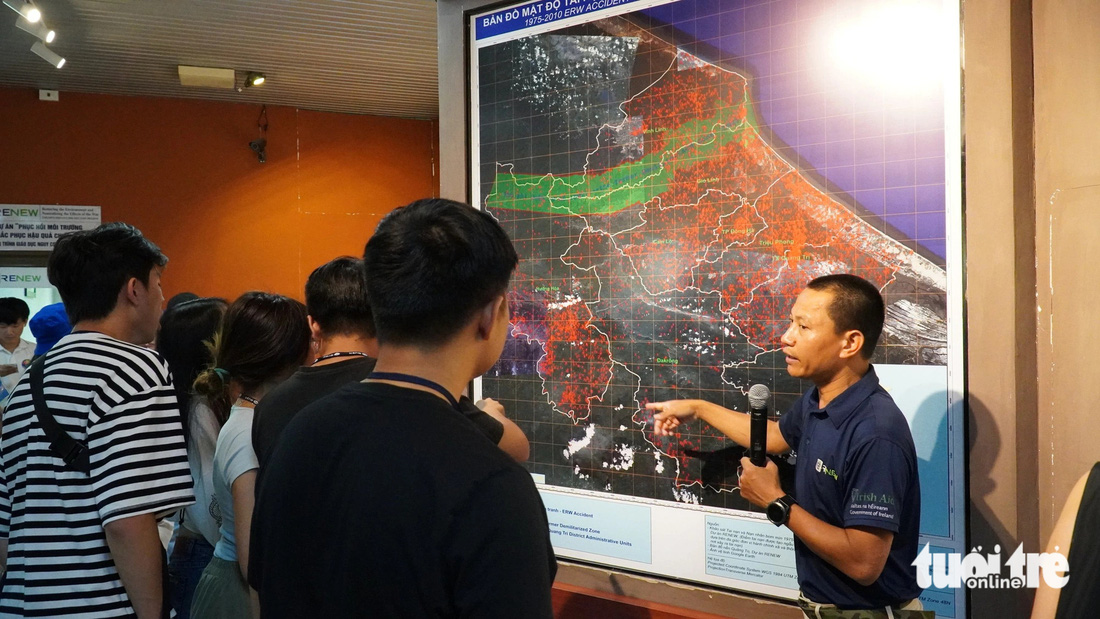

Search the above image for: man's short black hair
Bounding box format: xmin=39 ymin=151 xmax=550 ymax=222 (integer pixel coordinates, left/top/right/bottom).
xmin=0 ymin=298 xmax=30 ymax=325
xmin=363 ymin=198 xmax=518 ymax=346
xmin=167 ymin=292 xmax=200 ymax=311
xmin=806 ymin=274 xmax=885 ymax=359
xmin=47 ymin=222 xmax=168 ymax=325
xmin=306 ymin=256 xmax=374 ymax=338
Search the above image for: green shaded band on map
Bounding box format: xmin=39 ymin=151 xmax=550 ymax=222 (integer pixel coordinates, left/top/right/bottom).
xmin=485 ymin=93 xmax=759 ymax=215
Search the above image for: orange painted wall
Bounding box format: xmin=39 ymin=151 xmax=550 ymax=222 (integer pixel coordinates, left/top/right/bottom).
xmin=0 ymin=88 xmax=437 ymax=301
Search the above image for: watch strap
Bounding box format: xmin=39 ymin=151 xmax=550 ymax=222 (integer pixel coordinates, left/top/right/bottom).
xmin=768 ymin=494 xmax=796 ymax=526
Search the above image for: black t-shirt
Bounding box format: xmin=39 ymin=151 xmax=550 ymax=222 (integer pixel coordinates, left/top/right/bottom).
xmin=249 ymin=382 xmax=556 ymax=618
xmin=253 ymin=358 xmax=504 ymax=469
xmin=1056 ymin=462 xmax=1100 ymax=618
xmin=253 ymin=357 xmax=377 ymax=467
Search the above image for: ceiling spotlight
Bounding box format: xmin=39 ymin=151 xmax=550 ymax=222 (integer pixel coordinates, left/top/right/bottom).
xmin=245 ymin=72 xmax=265 ymax=87
xmin=15 ymin=16 xmax=53 ymax=42
xmin=3 ymin=0 xmax=40 ymax=23
xmin=30 ymin=41 xmax=65 ymax=69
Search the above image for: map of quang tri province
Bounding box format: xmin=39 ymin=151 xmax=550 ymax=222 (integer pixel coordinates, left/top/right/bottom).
xmin=478 ymin=16 xmax=948 ymax=509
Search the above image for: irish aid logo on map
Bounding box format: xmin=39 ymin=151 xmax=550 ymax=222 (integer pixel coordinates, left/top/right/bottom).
xmin=912 ymin=544 xmax=1068 ymax=590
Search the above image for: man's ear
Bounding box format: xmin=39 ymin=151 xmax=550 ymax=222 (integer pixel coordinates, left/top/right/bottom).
xmin=476 ymin=295 xmax=507 ymax=340
xmin=307 ymin=315 xmax=324 ymax=341
xmin=123 ymin=277 xmax=142 ymax=307
xmin=838 ymin=329 xmax=865 ymax=360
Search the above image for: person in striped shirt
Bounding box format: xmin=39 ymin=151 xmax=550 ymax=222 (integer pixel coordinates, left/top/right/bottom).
xmin=0 ymin=222 xmax=195 ymax=618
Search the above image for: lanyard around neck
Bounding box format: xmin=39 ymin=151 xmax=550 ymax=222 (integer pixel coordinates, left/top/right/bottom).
xmin=312 ymin=351 xmax=371 ymax=365
xmin=367 ymin=371 xmax=460 ymax=410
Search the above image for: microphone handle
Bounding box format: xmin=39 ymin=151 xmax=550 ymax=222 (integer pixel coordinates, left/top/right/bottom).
xmin=749 ymin=406 xmax=767 ymax=466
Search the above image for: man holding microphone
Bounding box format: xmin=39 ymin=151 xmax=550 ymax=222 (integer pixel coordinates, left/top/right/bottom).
xmin=649 ymin=274 xmax=929 ymax=618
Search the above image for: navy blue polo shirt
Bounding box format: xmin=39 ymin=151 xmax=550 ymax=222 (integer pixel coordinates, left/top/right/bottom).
xmin=777 ymin=365 xmax=923 ymax=609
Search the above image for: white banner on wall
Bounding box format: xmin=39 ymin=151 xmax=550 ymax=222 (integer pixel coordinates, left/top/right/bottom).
xmin=0 ymin=205 xmax=101 ymax=251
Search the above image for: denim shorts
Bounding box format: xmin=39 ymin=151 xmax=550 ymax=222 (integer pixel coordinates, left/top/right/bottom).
xmin=167 ymin=535 xmax=216 ymax=619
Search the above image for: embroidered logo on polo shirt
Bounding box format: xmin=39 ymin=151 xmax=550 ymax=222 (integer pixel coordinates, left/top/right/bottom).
xmin=815 ymin=458 xmax=838 ymax=481
xmin=851 ymin=489 xmax=895 ymax=506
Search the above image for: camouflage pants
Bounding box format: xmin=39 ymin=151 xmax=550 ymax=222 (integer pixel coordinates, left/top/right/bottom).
xmin=797 ymin=593 xmax=935 ymax=619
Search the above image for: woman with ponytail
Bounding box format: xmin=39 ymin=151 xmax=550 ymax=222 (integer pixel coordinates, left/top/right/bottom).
xmin=190 ymin=292 xmax=310 ymax=619
xmin=156 ymin=297 xmax=228 ymax=619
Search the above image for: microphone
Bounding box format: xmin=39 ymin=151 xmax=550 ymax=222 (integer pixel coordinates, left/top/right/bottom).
xmin=748 ymin=384 xmax=769 ymax=467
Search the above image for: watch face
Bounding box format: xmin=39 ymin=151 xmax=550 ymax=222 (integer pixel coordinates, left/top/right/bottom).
xmin=767 ymin=498 xmax=788 ymax=525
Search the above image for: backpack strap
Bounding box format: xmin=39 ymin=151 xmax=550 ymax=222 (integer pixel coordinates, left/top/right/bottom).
xmin=28 ymin=354 xmax=90 ymax=474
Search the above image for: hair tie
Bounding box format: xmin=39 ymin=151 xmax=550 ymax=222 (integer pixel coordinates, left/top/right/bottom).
xmin=213 ymin=367 xmax=230 ymax=383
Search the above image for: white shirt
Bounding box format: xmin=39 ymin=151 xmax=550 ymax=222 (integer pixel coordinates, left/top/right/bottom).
xmin=181 ymin=399 xmax=223 ymax=546
xmin=0 ymin=338 xmax=34 ymax=404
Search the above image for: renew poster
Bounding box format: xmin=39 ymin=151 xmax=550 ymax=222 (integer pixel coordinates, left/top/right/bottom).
xmin=0 ymin=205 xmax=100 ymax=251
xmin=469 ymin=1 xmax=965 ymax=615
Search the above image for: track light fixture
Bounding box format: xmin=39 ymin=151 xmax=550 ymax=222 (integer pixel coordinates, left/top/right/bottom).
xmin=245 ymin=72 xmax=265 ymax=87
xmin=6 ymin=0 xmax=63 ymax=68
xmin=30 ymin=41 xmax=65 ymax=69
xmin=3 ymin=0 xmax=39 ymax=23
xmin=15 ymin=16 xmax=53 ymax=42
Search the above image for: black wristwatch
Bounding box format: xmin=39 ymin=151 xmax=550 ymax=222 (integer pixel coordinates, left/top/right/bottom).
xmin=767 ymin=494 xmax=797 ymax=527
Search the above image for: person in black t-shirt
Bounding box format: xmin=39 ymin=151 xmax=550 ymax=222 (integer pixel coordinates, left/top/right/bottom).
xmin=1032 ymin=463 xmax=1100 ymax=618
xmin=251 ymin=256 xmax=376 ymax=468
xmin=249 ymin=199 xmax=556 ymax=618
xmin=251 ymin=256 xmax=529 ymax=469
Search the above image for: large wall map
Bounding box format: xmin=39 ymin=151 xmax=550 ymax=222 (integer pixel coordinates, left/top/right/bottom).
xmin=480 ymin=13 xmax=945 ymax=507
xmin=471 ymin=0 xmax=963 ymax=614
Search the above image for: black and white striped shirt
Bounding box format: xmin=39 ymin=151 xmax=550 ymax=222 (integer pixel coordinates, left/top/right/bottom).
xmin=0 ymin=331 xmax=194 ymax=617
